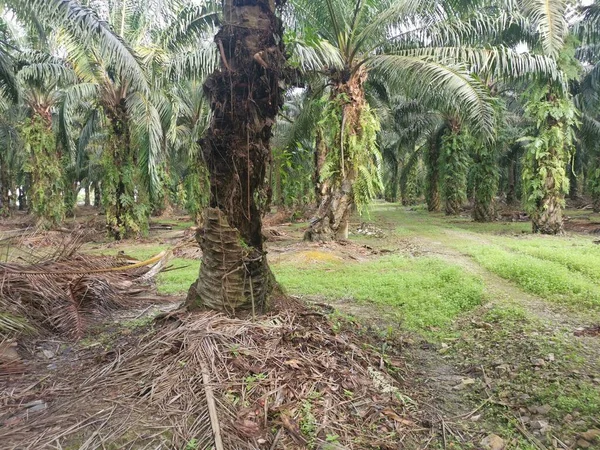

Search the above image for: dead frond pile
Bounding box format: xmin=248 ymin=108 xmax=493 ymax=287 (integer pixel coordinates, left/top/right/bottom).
xmin=0 ymin=252 xmax=166 ymax=339
xmin=2 ymin=309 xmax=418 ymax=449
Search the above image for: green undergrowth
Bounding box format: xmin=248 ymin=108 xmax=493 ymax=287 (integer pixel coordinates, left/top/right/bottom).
xmin=464 ymin=243 xmax=600 ymax=310
xmin=274 ymin=255 xmax=484 ymax=333
xmin=494 ymin=236 xmax=600 ymax=283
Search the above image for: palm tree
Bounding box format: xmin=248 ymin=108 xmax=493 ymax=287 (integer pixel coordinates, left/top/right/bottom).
xmin=185 ymin=0 xmax=286 ymax=313
xmin=289 ymin=0 xmax=557 ymax=240
xmin=518 ymin=1 xmax=580 ymax=234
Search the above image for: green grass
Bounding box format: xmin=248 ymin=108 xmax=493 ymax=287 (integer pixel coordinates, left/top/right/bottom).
xmin=494 ymin=235 xmax=600 ymax=283
xmin=273 ymin=255 xmax=484 ymax=332
xmin=157 ymin=259 xmax=197 ymax=294
xmin=465 ymin=243 xmax=600 ymax=310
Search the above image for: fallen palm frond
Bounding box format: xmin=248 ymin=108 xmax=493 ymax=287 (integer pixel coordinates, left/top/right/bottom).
xmin=0 ymin=245 xmax=171 ymax=339
xmin=1 ymin=307 xmax=420 ymax=449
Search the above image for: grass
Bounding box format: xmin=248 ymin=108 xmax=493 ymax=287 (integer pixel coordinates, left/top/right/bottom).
xmin=464 ymin=243 xmax=600 ymax=310
xmin=274 ymin=255 xmax=484 ymax=333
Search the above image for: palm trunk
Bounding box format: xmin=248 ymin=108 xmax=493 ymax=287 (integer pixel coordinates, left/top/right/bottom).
xmin=426 ymin=127 xmax=444 ymax=212
xmin=93 ymin=181 xmax=101 ymax=207
xmin=25 ymin=114 xmax=65 ymax=228
xmin=18 ymin=182 xmax=27 ymax=211
xmin=305 ymin=69 xmax=369 ymax=242
xmin=84 ymin=184 xmax=90 ymax=206
xmin=0 ymin=152 xmax=10 ymax=216
xmin=530 ymin=156 xmax=564 ymax=234
xmin=314 ymin=129 xmax=327 ymax=204
xmin=186 ymin=0 xmax=285 ymax=314
xmin=506 ymin=158 xmax=517 ymax=206
xmin=441 ymin=122 xmax=467 ymax=216
xmin=104 ymin=102 xmax=147 ymax=239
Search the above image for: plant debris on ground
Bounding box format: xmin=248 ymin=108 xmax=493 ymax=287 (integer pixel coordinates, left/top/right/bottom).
xmin=1 ymin=303 xmax=426 ymax=449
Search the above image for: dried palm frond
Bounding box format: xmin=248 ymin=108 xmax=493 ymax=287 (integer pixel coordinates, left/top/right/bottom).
xmin=2 ymin=307 xmax=418 ymax=449
xmin=0 ymin=250 xmax=170 ymax=339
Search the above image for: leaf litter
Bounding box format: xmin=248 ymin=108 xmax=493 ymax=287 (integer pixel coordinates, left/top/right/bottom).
xmin=1 ymin=301 xmax=423 ymax=449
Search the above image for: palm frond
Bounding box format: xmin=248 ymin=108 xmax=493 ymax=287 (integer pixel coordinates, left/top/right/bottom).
xmin=6 ymin=0 xmax=149 ymax=92
xmin=518 ymin=0 xmax=568 ymax=58
xmin=369 ymin=54 xmax=496 ymax=137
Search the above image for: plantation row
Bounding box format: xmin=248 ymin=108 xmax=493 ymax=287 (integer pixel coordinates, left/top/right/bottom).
xmin=0 ymin=0 xmax=598 ymax=244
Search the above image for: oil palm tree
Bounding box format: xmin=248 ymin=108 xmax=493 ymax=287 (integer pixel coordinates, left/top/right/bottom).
xmin=518 ymin=0 xmax=580 ymax=234
xmin=289 ymin=0 xmax=558 ymax=240
xmin=186 ymin=0 xmax=286 ymax=313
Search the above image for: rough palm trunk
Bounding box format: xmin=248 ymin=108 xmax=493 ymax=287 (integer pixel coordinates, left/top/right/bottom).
xmin=506 ymin=158 xmax=517 ymax=206
xmin=103 ymin=101 xmax=147 ymax=239
xmin=530 ymin=159 xmax=565 ymax=234
xmin=305 ymin=70 xmax=368 ymax=242
xmin=84 ymin=184 xmax=90 ymax=206
xmin=18 ymin=183 xmax=27 ymax=210
xmin=426 ymin=127 xmax=444 ymax=212
xmin=441 ymin=124 xmax=468 ymax=216
xmin=186 ymin=0 xmax=285 ymax=314
xmin=23 ymin=114 xmax=65 ymax=228
xmin=472 ymin=148 xmax=498 ymax=222
xmin=0 ymin=152 xmax=10 ymax=216
xmin=313 ymin=129 xmax=327 ymax=204
xmin=93 ymin=181 xmax=101 ymax=207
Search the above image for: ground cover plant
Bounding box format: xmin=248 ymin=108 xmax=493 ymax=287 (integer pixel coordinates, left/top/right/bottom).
xmin=2 ymin=0 xmax=600 ymax=449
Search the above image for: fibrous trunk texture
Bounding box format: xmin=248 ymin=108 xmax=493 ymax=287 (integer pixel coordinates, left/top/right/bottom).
xmin=426 ymin=129 xmax=443 ymax=212
xmin=472 ymin=148 xmax=498 ymax=223
xmin=305 ymin=70 xmax=367 ymax=242
xmin=103 ymin=101 xmax=147 ymax=240
xmin=531 ymin=167 xmax=564 ymax=234
xmin=0 ymin=153 xmax=10 ymax=216
xmin=186 ymin=0 xmax=285 ymax=313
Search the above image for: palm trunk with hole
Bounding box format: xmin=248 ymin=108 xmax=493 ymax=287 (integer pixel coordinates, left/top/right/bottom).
xmin=186 ymin=0 xmax=285 ymax=314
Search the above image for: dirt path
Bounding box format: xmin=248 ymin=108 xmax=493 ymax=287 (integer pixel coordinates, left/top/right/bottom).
xmin=417 ymin=229 xmax=599 ymax=331
xmin=312 ymin=218 xmax=600 ymax=448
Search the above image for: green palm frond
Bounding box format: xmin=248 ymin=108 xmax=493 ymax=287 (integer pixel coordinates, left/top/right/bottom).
xmin=126 ymin=90 xmax=163 ymax=195
xmin=6 ymin=0 xmax=149 ymax=93
xmin=518 ymin=0 xmax=568 ymax=58
xmin=17 ymin=62 xmax=77 ymax=86
xmin=158 ymin=2 xmax=219 ymax=52
xmin=369 ymin=54 xmax=495 ymax=137
xmin=287 ymin=36 xmax=344 ymax=72
xmin=168 ymin=43 xmax=219 ymax=82
xmin=59 ymin=83 xmax=101 ymax=162
xmin=380 ymin=46 xmax=559 ymax=82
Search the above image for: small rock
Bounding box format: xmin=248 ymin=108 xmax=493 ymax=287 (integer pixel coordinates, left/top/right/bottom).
xmin=576 ymin=439 xmax=591 ymax=449
xmin=564 ymin=414 xmax=573 ymax=422
xmin=42 ymin=349 xmax=54 ymax=359
xmin=453 ymin=378 xmax=476 ymax=390
xmin=530 ymin=419 xmax=549 ymax=430
xmin=546 ymin=353 xmax=555 ymax=362
xmin=520 ymin=416 xmax=530 ymax=424
xmin=470 ymin=414 xmax=481 ymax=422
xmin=496 ymin=364 xmax=511 ymax=374
xmin=537 ymin=404 xmax=552 ymax=415
xmin=480 ymin=434 xmax=506 ymax=450
xmin=532 ymin=358 xmax=546 ymax=367
xmin=581 ymin=429 xmax=600 ymax=442
xmin=24 ymin=400 xmax=47 ymax=413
